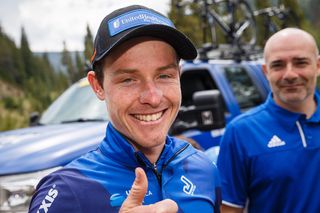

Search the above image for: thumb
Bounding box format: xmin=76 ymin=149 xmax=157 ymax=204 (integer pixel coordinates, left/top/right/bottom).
xmin=119 ymin=167 xmax=148 ymax=212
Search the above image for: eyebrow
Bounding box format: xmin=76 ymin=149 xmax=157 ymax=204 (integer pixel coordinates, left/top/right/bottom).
xmin=157 ymin=63 xmax=179 ymax=71
xmin=269 ymin=60 xmax=283 ymax=66
xmin=292 ymin=57 xmax=310 ymax=61
xmin=111 ymin=68 xmax=137 ymax=77
xmin=111 ymin=63 xmax=179 ymax=77
xmin=270 ymin=57 xmax=310 ymax=65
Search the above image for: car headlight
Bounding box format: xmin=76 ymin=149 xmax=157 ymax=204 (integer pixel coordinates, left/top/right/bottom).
xmin=0 ymin=167 xmax=61 ymax=213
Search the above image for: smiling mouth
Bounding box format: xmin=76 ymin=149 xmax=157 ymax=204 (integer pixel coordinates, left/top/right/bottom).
xmin=133 ymin=111 xmax=164 ymax=122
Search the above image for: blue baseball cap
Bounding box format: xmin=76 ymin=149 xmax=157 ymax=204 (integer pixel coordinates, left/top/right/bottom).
xmin=91 ymin=5 xmax=197 ymax=67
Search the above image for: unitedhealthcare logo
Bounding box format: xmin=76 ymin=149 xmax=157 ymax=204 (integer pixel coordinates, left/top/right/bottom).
xmin=108 ymin=9 xmax=174 ymax=36
xmin=112 ymin=19 xmax=120 ymax=29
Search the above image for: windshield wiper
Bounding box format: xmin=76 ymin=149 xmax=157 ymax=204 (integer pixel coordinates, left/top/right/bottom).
xmin=61 ymin=118 xmax=106 ymax=124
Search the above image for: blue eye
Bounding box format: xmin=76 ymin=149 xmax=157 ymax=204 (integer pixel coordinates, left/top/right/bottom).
xmin=159 ymin=74 xmax=170 ymax=79
xmin=122 ymin=78 xmax=133 ymax=84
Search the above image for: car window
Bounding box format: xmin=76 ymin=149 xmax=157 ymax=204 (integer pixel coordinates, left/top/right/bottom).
xmin=181 ymin=69 xmax=226 ymax=106
xmin=223 ymin=66 xmax=264 ymax=110
xmin=39 ymin=79 xmax=108 ymax=125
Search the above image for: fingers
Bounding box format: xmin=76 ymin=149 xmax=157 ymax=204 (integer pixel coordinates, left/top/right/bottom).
xmin=119 ymin=167 xmax=148 ymax=212
xmin=122 ymin=199 xmax=178 ymax=213
xmin=119 ymin=168 xmax=178 ymax=213
xmin=146 ymin=199 xmax=178 ymax=213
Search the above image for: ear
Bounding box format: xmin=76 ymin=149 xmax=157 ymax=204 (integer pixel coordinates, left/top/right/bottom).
xmin=316 ymin=55 xmax=320 ymax=76
xmin=87 ymin=71 xmax=105 ymax=100
xmin=262 ymin=64 xmax=268 ymax=76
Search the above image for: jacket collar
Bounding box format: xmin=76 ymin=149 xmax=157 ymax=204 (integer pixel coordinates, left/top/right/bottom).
xmin=99 ymin=123 xmax=190 ymax=169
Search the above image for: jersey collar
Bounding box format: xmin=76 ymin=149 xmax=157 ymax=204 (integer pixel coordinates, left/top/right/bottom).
xmin=266 ymin=91 xmax=320 ymax=130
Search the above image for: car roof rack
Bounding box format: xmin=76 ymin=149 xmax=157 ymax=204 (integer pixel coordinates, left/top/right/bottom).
xmin=197 ymin=43 xmax=263 ymax=62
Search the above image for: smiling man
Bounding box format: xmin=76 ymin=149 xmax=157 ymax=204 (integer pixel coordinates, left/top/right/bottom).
xmin=29 ymin=5 xmax=221 ymax=213
xmin=217 ymin=28 xmax=320 ymax=213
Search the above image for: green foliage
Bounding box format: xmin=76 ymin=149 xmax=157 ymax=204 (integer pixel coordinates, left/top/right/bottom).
xmin=168 ymin=0 xmax=320 ymax=49
xmin=168 ymin=0 xmax=203 ymax=48
xmin=0 ymin=25 xmax=69 ymax=131
xmin=0 ymin=113 xmax=27 ymax=131
xmin=0 ymin=27 xmax=25 ymax=84
xmin=84 ymin=24 xmax=94 ymax=62
xmin=2 ymin=97 xmax=20 ymax=109
xmin=20 ymin=27 xmax=34 ymax=77
xmin=60 ymin=25 xmax=94 ymax=85
xmin=61 ymin=41 xmax=86 ymax=83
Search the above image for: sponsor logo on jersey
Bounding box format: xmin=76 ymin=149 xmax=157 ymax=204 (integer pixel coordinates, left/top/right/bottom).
xmin=37 ymin=184 xmax=58 ymax=213
xmin=267 ymin=135 xmax=286 ymax=148
xmin=125 ymin=190 xmax=153 ymax=197
xmin=110 ymin=193 xmax=126 ymax=207
xmin=110 ymin=190 xmax=153 ymax=207
xmin=181 ymin=175 xmax=196 ymax=195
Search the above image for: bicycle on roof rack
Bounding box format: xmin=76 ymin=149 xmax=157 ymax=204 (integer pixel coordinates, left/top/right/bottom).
xmin=175 ymin=0 xmax=257 ymax=60
xmin=253 ymin=0 xmax=300 ymax=45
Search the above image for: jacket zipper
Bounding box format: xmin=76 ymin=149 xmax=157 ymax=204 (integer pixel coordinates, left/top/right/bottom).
xmin=296 ymin=121 xmax=307 ymax=147
xmin=162 ymin=143 xmax=190 ymax=170
xmin=139 ymin=143 xmax=191 ymax=186
xmin=152 ymin=162 xmax=161 ymax=184
xmin=134 ymin=152 xmax=162 ymax=184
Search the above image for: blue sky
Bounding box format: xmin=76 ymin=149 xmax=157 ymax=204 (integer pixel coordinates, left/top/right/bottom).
xmin=0 ymin=0 xmax=170 ymax=52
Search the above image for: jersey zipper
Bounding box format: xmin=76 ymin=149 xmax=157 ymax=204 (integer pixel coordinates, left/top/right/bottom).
xmin=152 ymin=162 xmax=161 ymax=184
xmin=296 ymin=121 xmax=307 ymax=148
xmin=136 ymin=143 xmax=190 ymax=186
xmin=154 ymin=143 xmax=190 ymax=186
xmin=134 ymin=152 xmax=163 ymax=185
xmin=162 ymin=143 xmax=190 ymax=170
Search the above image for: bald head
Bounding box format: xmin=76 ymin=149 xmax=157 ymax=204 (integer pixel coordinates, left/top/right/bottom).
xmin=264 ymin=28 xmax=319 ymax=62
xmin=261 ymin=28 xmax=320 ymax=117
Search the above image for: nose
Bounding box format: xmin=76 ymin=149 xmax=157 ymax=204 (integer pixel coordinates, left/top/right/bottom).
xmin=139 ymin=82 xmax=163 ymax=107
xmin=283 ymin=63 xmax=298 ymax=81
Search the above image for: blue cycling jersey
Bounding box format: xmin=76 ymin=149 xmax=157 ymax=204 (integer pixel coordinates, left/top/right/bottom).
xmin=217 ymin=92 xmax=320 ymax=213
xmin=29 ymin=123 xmax=221 ymax=213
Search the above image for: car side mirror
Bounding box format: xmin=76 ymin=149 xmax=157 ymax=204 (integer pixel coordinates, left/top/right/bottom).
xmin=29 ymin=112 xmax=40 ymax=126
xmin=170 ymin=89 xmax=225 ymax=135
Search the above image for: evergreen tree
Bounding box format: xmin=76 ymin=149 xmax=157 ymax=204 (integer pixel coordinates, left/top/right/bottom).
xmin=0 ymin=25 xmax=25 ymax=84
xmin=168 ymin=0 xmax=202 ymax=48
xmin=20 ymin=27 xmax=34 ymax=78
xmin=61 ymin=41 xmax=77 ymax=83
xmin=75 ymin=51 xmax=85 ymax=80
xmin=84 ymin=24 xmax=94 ymax=62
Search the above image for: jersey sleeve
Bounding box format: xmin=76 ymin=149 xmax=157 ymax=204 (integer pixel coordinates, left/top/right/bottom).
xmin=29 ymin=172 xmax=81 ymax=213
xmin=217 ymin=122 xmax=248 ymax=208
xmin=212 ymin=162 xmax=222 ymax=213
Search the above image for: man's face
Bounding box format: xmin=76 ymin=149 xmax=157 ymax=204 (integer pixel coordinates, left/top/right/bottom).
xmin=99 ymin=37 xmax=181 ymax=152
xmin=263 ymin=34 xmax=320 ymax=109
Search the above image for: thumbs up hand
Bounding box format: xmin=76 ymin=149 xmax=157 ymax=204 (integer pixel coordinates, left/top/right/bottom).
xmin=119 ymin=167 xmax=178 ymax=213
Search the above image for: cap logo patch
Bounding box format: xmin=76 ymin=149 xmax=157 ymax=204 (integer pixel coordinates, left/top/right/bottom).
xmin=108 ymin=9 xmax=174 ymax=36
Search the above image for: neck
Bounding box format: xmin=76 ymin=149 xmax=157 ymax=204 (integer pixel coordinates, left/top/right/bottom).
xmin=275 ymin=96 xmax=317 ymax=119
xmin=139 ymin=145 xmax=165 ymax=164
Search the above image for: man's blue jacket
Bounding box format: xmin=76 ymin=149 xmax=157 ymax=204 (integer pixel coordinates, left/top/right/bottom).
xmin=29 ymin=123 xmax=221 ymax=212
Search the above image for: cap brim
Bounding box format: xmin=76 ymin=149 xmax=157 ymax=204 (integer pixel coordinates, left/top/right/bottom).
xmin=95 ymin=24 xmax=197 ymax=63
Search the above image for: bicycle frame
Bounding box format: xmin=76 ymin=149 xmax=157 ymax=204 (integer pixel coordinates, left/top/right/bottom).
xmin=197 ymin=0 xmax=256 ymax=47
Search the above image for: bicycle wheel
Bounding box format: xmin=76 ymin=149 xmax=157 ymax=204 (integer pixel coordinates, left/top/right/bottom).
xmin=264 ymin=7 xmax=300 ymax=41
xmin=276 ymin=8 xmax=300 ymax=29
xmin=209 ymin=0 xmax=257 ymax=48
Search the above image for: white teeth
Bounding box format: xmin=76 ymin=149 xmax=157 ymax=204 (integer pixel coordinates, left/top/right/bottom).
xmin=134 ymin=112 xmax=163 ymax=122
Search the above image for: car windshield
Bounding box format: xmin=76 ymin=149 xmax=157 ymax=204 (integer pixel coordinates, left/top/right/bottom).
xmin=39 ymin=78 xmax=108 ymax=125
